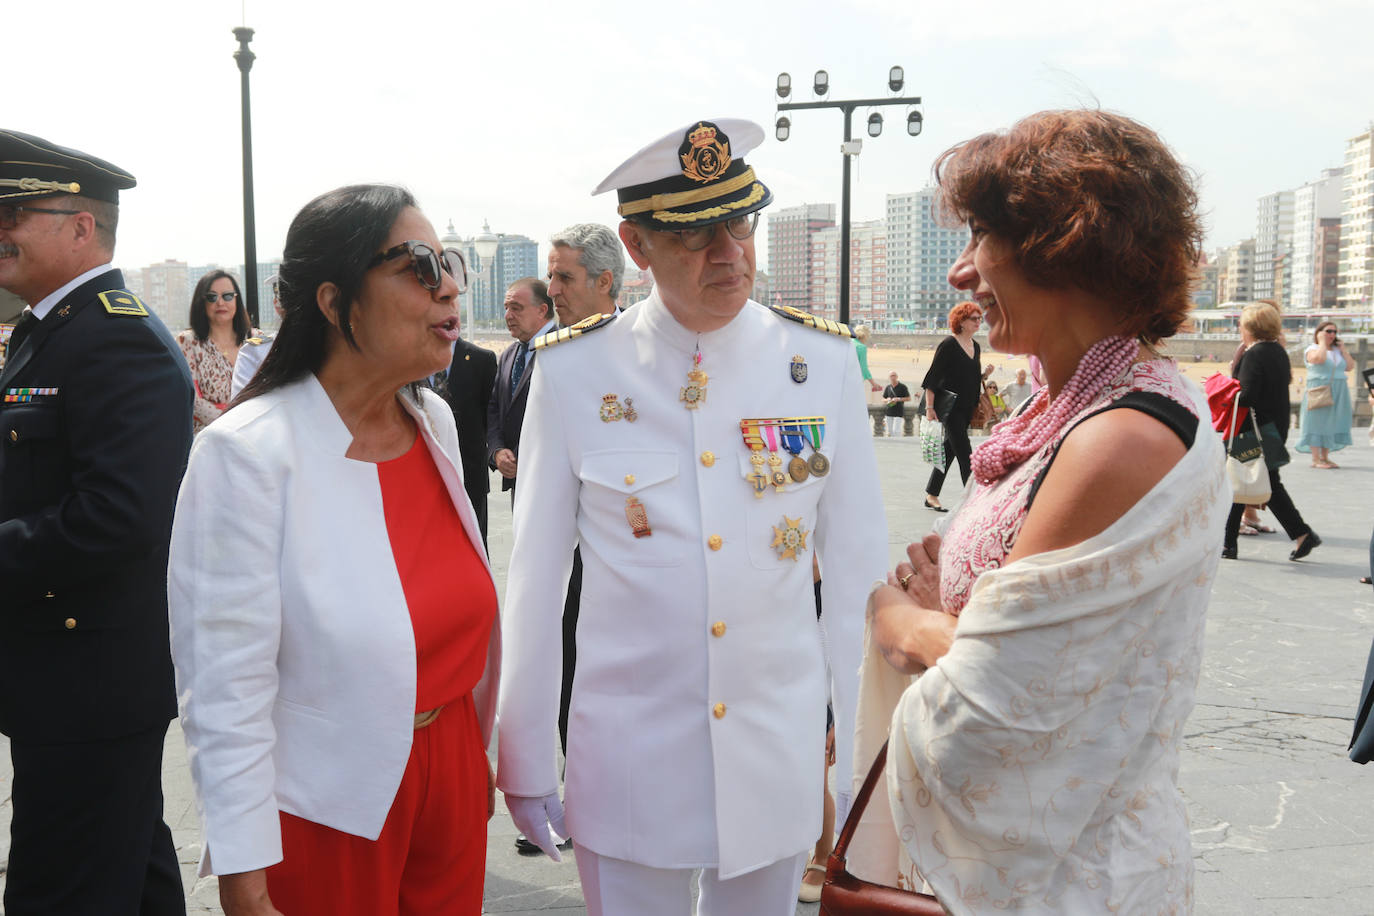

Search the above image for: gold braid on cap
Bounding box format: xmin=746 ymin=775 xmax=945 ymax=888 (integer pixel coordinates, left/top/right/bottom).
xmin=617 ymin=167 xmax=758 ymax=217
xmin=650 ymin=182 xmax=765 ymax=223
xmin=0 ymin=177 xmax=82 ymax=194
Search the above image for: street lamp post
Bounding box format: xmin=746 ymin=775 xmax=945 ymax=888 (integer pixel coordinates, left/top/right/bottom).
xmin=775 ymin=67 xmax=923 ymax=326
xmin=233 ymin=27 xmax=260 ymax=326
xmin=473 ymin=220 xmax=501 ymax=333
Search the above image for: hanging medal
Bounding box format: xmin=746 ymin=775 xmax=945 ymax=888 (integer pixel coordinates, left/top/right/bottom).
xmin=779 ymin=422 xmax=810 ymax=482
xmin=802 ymin=418 xmax=831 ymax=477
xmin=762 ymin=423 xmax=788 ymax=493
xmin=739 ymin=419 xmax=769 ymax=498
xmin=681 ymin=343 xmax=708 ymax=410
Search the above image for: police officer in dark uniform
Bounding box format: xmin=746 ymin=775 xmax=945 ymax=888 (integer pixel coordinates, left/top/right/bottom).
xmin=0 ymin=130 xmax=191 ymax=915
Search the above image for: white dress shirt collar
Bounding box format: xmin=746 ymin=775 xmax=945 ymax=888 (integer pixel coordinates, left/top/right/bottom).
xmin=30 ymin=262 xmax=115 ymax=320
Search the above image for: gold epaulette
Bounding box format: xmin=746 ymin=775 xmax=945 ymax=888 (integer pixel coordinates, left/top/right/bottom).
xmin=768 ymin=304 xmax=852 ymax=338
xmin=532 ymin=312 xmax=617 ymax=351
xmin=97 ymin=290 xmax=149 ymax=317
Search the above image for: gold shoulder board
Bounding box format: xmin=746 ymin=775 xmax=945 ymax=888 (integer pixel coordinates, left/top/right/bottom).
xmin=768 ymin=304 xmax=852 ymax=339
xmin=532 ymin=312 xmax=617 ymax=351
xmin=97 ymin=291 xmax=149 ymax=317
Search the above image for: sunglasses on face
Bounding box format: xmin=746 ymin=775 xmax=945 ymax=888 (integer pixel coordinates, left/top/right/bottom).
xmin=204 ymin=291 xmax=238 ymax=303
xmin=667 ymin=212 xmax=760 ymax=252
xmin=0 ymin=204 xmax=86 ymax=230
xmin=367 ymin=240 xmax=468 ymax=293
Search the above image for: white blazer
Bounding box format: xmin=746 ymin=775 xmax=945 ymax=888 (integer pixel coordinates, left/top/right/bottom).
xmin=168 ymin=375 xmax=500 ymax=877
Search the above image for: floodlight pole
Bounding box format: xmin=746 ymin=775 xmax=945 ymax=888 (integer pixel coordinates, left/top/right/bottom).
xmin=234 ymin=27 xmax=260 ymax=326
xmin=777 ymin=95 xmax=921 ymax=326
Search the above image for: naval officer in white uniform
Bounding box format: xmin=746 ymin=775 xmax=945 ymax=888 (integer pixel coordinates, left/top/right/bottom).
xmin=497 ymin=118 xmax=888 ymax=915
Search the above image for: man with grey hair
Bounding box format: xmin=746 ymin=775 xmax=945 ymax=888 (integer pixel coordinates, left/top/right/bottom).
xmin=547 ymin=222 xmax=623 ymax=326
xmin=542 ymin=224 xmax=624 ymax=798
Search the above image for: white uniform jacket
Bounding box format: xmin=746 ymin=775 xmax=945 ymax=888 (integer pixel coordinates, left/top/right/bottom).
xmin=168 ymin=375 xmax=500 ymax=876
xmin=497 ymin=293 xmax=887 ymax=878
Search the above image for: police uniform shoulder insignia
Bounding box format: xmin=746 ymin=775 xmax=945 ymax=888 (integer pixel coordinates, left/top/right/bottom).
xmin=532 ymin=312 xmax=617 ymax=351
xmin=768 ymin=304 xmax=853 ymax=339
xmin=97 ymin=290 xmax=149 ymax=317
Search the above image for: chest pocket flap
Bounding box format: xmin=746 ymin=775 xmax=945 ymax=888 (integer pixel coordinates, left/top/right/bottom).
xmin=580 ymin=449 xmax=678 ymax=493
xmin=3 ymin=404 xmax=60 ymax=445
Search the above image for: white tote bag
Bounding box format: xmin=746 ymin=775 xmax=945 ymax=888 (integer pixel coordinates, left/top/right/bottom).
xmin=920 ymin=417 xmax=945 ymax=470
xmin=1225 ymin=397 xmax=1270 ymax=505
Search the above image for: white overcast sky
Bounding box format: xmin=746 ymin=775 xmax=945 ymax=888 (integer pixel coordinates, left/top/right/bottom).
xmin=8 ymin=0 xmax=1371 ymax=274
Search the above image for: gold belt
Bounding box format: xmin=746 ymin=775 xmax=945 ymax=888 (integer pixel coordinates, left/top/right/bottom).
xmin=413 ymin=706 xmax=443 ymax=729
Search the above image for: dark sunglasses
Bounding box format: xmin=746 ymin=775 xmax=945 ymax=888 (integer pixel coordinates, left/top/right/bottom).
xmin=667 ymin=212 xmax=759 ymax=252
xmin=368 ymin=240 xmax=468 ymax=293
xmin=204 ymin=291 xmax=238 ymax=303
xmin=0 ymin=204 xmax=87 ymax=230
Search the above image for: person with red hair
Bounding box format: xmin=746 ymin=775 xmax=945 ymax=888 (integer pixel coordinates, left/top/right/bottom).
xmin=919 ymin=301 xmax=993 ymax=510
xmin=859 ymin=110 xmax=1226 ymax=913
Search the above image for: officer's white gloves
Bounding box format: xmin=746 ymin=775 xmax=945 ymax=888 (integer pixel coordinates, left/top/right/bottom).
xmin=506 ymin=792 xmax=569 ymax=861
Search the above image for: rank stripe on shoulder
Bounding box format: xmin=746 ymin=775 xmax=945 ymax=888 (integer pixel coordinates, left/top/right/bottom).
xmin=97 ymin=290 xmax=149 ymax=317
xmin=767 ymin=304 xmax=852 ymax=339
xmin=532 ymin=312 xmax=617 ymax=351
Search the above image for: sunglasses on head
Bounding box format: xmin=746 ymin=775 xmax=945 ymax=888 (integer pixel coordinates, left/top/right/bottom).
xmin=204 ymin=291 xmax=238 ymax=303
xmin=368 ymin=240 xmax=468 ymax=293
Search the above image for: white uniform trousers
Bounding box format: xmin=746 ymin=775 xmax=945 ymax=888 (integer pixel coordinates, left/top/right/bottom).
xmin=884 ymin=415 xmax=902 ymax=437
xmin=574 ymin=845 xmax=808 ymax=916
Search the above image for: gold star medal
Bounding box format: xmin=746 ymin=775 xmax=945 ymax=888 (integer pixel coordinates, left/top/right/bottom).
xmin=771 ymin=515 xmax=808 ymax=562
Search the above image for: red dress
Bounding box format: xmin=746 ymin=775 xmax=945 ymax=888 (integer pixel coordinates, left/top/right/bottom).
xmin=265 ymin=433 xmax=497 ymax=915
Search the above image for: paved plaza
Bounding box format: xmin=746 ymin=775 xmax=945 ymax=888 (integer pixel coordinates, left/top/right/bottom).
xmin=2 ymin=429 xmax=1372 ymax=914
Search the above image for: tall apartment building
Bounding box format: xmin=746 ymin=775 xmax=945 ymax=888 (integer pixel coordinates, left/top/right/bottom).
xmin=1254 ymin=190 xmax=1294 ymax=306
xmin=1289 ymin=169 xmax=1344 ymax=310
xmin=766 ymin=203 xmax=834 ymax=313
xmin=1314 ymin=219 xmax=1342 ymax=310
xmin=1338 ymin=125 xmax=1374 ymax=310
xmin=446 ymin=221 xmax=539 ymax=327
xmin=1216 ymin=239 xmax=1255 ymax=304
xmin=136 ymin=260 xmax=190 ymax=331
xmin=885 ymin=188 xmax=969 ymax=328
xmin=809 ymin=220 xmax=886 ymax=325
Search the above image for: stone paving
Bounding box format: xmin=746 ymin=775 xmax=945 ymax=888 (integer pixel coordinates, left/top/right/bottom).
xmin=2 ymin=429 xmax=1373 ymax=914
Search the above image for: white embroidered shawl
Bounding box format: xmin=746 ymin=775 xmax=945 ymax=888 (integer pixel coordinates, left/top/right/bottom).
xmin=851 ymin=391 xmax=1227 ymax=914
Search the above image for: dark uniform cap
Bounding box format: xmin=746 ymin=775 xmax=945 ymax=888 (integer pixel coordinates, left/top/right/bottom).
xmin=593 ymin=118 xmax=772 ymax=232
xmin=0 ymin=129 xmax=136 ymax=204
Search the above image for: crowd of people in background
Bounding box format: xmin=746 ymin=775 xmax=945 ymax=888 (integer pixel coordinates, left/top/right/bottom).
xmin=1 ymin=105 xmax=1369 ymax=916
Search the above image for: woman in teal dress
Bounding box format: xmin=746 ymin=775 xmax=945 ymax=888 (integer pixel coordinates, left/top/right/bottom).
xmin=852 ymin=324 xmax=882 ymax=395
xmin=1295 ymin=321 xmax=1353 ymax=467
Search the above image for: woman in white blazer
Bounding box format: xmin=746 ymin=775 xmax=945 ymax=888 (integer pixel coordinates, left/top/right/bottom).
xmin=169 ymin=184 xmax=500 ymax=916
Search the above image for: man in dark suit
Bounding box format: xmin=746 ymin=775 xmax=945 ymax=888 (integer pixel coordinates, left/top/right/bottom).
xmin=0 ymin=131 xmax=192 ymax=914
xmin=487 ymin=277 xmax=555 ymax=500
xmin=433 ymin=336 xmax=498 ymax=544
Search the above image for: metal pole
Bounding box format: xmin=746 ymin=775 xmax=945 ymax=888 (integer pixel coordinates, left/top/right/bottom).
xmin=234 ymin=27 xmax=260 ymax=327
xmin=839 ymin=106 xmax=853 ymax=327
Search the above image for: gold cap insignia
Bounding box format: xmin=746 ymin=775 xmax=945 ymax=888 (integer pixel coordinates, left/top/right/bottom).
xmin=679 ymin=121 xmax=732 ymax=184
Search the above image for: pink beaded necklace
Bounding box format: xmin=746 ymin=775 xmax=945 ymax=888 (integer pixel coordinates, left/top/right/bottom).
xmin=971 ymin=335 xmax=1139 ymax=485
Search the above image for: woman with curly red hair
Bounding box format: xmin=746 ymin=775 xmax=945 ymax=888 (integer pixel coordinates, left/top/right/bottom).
xmin=919 ymin=301 xmax=993 ymax=510
xmin=858 ymin=110 xmax=1227 ymax=912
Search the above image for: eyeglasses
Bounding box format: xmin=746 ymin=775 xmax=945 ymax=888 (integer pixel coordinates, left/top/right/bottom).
xmin=204 ymin=291 xmax=238 ymax=303
xmin=666 ymin=212 xmax=759 ymax=252
xmin=1322 ymin=328 xmax=1337 ymax=333
xmin=0 ymin=204 xmax=85 ymax=230
xmin=368 ymin=240 xmax=468 ymax=293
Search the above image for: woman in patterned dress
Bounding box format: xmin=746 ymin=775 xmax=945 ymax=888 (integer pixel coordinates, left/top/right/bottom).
xmin=858 ymin=110 xmax=1227 ymax=913
xmin=176 ymin=269 xmax=254 ymax=433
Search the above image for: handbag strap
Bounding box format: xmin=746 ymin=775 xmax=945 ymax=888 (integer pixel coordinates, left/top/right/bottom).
xmin=831 ymin=738 xmax=890 ymax=862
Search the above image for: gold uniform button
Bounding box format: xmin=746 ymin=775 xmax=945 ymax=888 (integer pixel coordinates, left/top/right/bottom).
xmin=44 ymin=591 xmax=56 ymax=599
xmin=624 ymin=473 xmax=635 ymax=485
xmin=700 ymin=451 xmax=715 ymax=467
xmin=711 ymin=621 xmax=726 ymax=637
xmin=713 ymin=702 xmax=727 ymax=719
xmin=64 ymin=618 xmax=76 ymax=630
xmin=8 ymin=430 xmax=17 ymax=443
xmin=708 ymin=534 xmax=723 ymax=551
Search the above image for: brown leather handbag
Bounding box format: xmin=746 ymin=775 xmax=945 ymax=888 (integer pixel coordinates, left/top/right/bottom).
xmin=820 ymin=739 xmax=946 ymax=915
